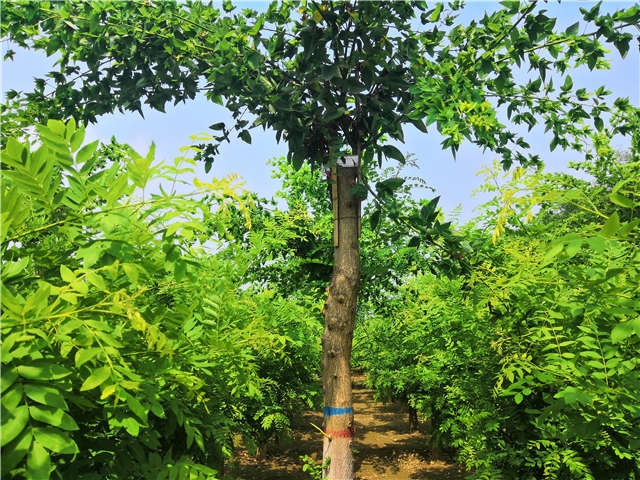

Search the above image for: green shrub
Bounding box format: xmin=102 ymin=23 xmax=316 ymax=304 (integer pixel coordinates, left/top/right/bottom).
xmin=1 ymin=119 xmax=321 ymax=479
xmin=356 ymin=155 xmax=640 ymax=479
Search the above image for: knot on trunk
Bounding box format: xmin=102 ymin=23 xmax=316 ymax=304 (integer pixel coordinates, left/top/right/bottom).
xmin=331 ymin=270 xmax=356 ymax=297
xmin=328 ymin=316 xmax=344 ymax=329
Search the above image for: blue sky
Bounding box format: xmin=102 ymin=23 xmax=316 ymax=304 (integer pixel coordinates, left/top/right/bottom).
xmin=2 ymin=1 xmax=639 ymax=223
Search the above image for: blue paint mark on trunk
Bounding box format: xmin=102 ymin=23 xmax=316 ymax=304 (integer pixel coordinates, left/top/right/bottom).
xmin=323 ymin=406 xmax=354 ymax=416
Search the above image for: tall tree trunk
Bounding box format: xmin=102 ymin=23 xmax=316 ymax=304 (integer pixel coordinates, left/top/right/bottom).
xmin=322 ymin=160 xmax=360 ymax=480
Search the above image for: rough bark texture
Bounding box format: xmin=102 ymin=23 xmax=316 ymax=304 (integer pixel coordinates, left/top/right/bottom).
xmin=322 ymin=164 xmax=360 ymax=480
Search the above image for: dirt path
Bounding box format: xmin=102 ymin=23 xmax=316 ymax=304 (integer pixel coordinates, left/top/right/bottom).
xmin=229 ymin=375 xmax=467 ymax=480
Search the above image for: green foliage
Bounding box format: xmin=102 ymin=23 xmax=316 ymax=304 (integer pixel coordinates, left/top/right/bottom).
xmin=357 ymin=150 xmax=640 ymax=479
xmin=217 ymin=157 xmax=467 ymax=312
xmin=300 ymin=454 xmax=330 ymax=480
xmin=3 ymin=3 xmax=640 ymax=478
xmin=410 ymin=1 xmax=639 ymax=166
xmin=4 ymin=1 xmax=637 ymax=235
xmin=1 ymin=119 xmax=321 ymax=479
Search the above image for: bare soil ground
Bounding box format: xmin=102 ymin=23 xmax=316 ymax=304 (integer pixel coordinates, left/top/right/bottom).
xmin=228 ymin=375 xmax=468 ymax=480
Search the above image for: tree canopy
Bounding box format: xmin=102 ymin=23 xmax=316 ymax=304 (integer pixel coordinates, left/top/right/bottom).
xmin=4 ymin=1 xmax=638 ymax=171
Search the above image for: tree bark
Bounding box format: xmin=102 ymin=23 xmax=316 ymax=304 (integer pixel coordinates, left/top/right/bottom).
xmin=322 ymin=162 xmax=360 ymax=480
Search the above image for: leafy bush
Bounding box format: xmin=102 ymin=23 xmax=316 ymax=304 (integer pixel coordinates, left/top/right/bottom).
xmin=1 ymin=119 xmax=321 ymax=479
xmin=356 ymin=154 xmax=640 ymax=479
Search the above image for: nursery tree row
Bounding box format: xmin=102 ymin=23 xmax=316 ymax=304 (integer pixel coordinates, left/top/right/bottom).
xmin=2 ymin=1 xmax=639 ymax=479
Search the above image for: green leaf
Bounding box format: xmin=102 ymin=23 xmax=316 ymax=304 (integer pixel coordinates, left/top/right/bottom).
xmin=1 ymin=369 xmax=19 ymax=394
xmin=2 ymin=257 xmax=29 ymax=283
xmin=76 ymin=140 xmax=99 ymax=165
xmin=411 ymin=118 xmax=428 ymax=133
xmin=587 ymin=235 xmax=606 ymax=253
xmin=238 ymin=130 xmax=252 ymax=144
xmin=29 ymin=405 xmax=79 ymax=431
xmin=1 ymin=429 xmax=32 ymax=475
xmin=3 ymin=385 xmax=23 ymax=410
xmin=349 ymin=183 xmax=368 ymax=200
xmin=122 ymin=416 xmax=141 ymax=437
xmin=291 ymin=151 xmax=304 ymax=171
xmin=377 ymin=177 xmax=405 ymax=193
xmin=23 ymin=384 xmax=68 ymax=410
xmin=174 ymin=260 xmax=187 ymax=282
xmin=65 ymin=117 xmax=77 ymax=139
xmin=209 ymin=122 xmax=225 ymax=130
xmin=618 ymin=218 xmax=640 ymax=237
xmin=381 ymin=145 xmax=405 ymax=163
xmin=70 ymin=279 xmax=88 ymax=295
xmin=60 ymin=265 xmax=76 ymax=283
xmin=600 ymin=211 xmax=620 ymax=237
xmin=565 ymin=21 xmax=579 ymax=36
xmin=614 ymin=35 xmax=631 ymax=58
xmin=125 ymin=393 xmax=148 ymax=423
xmin=542 ymin=243 xmax=563 ymax=264
xmin=122 ymin=263 xmax=140 ymax=285
xmin=605 ymin=267 xmax=624 ymax=281
xmin=37 ymin=123 xmax=65 ymax=143
xmin=430 ymin=3 xmax=443 ymax=22
xmin=528 ymin=78 xmax=542 ymax=92
xmin=420 ymin=196 xmax=440 ymax=223
xmin=5 ymin=137 xmax=25 ymax=163
xmin=370 ymin=209 xmax=381 ymax=230
xmin=33 ymin=427 xmax=78 ymax=454
xmin=554 ymin=386 xmax=591 ymax=405
xmin=611 ymin=318 xmax=640 ymax=343
xmin=247 ymin=51 xmax=261 ymax=69
xmin=248 ymin=16 xmax=265 ymax=36
xmin=318 ymin=64 xmax=340 ymax=81
xmin=27 ymin=441 xmax=51 ymax=479
xmin=75 ymin=347 xmax=101 ymax=368
xmin=610 ymin=191 xmax=633 ymax=208
xmin=594 ymin=116 xmax=603 ymax=131
xmin=1 ymin=405 xmax=29 ymax=447
xmin=86 ymin=271 xmax=107 ymax=290
xmin=631 ymin=317 xmax=640 ymax=337
xmin=17 ymin=362 xmax=72 ymax=381
xmin=564 ymin=239 xmax=582 ymax=259
xmin=561 ymin=75 xmax=573 ymax=92
xmin=69 ymin=128 xmax=85 ymax=153
xmin=80 ymin=366 xmax=111 ymax=391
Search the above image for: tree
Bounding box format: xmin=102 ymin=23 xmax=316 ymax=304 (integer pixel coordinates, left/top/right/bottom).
xmin=3 ymin=1 xmax=639 ymax=477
